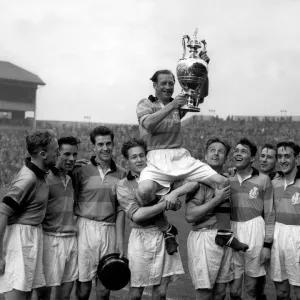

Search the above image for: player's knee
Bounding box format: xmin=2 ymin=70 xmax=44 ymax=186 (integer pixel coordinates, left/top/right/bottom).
xmin=230 ymin=286 xmax=242 ymax=299
xmin=245 ymin=283 xmax=256 ymax=298
xmin=214 ymin=285 xmax=226 ymax=300
xmin=276 ymin=287 xmax=290 ymax=300
xmin=76 ymin=281 xmax=92 ymax=300
xmin=294 ymin=288 xmax=300 ymax=300
xmin=196 ymin=289 xmax=212 ymax=300
xmin=137 ymin=184 xmax=155 ymax=205
xmin=157 ymin=291 xmax=167 ymax=300
xmin=129 ymin=288 xmax=143 ymax=300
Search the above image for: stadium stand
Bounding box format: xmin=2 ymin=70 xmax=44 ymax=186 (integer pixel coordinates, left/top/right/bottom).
xmin=0 ymin=116 xmax=298 ymax=187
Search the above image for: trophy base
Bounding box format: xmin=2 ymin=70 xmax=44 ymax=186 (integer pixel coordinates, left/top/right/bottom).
xmin=179 ymin=105 xmax=200 ymax=112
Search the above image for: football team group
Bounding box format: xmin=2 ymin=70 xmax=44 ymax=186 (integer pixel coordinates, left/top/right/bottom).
xmin=0 ymin=53 xmax=299 ymax=300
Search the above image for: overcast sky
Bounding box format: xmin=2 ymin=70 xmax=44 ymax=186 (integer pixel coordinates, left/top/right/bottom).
xmin=0 ymin=0 xmax=299 ymax=124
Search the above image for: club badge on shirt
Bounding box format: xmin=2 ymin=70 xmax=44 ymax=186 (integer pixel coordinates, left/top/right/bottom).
xmin=249 ymin=187 xmax=259 ymax=199
xmin=291 ymin=192 xmax=300 ymax=205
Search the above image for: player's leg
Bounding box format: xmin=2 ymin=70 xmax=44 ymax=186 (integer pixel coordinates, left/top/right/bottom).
xmin=56 ymin=282 xmax=74 ymax=300
xmin=76 ymin=217 xmax=102 ymax=300
xmin=137 ymin=179 xmax=161 ymax=205
xmin=152 ymin=276 xmax=171 ymax=300
xmin=75 ymin=281 xmax=92 ymax=300
xmin=5 ymin=290 xmax=32 ymax=300
xmin=274 ymin=280 xmax=290 ymax=300
xmin=194 ymin=289 xmax=212 ymax=300
xmin=230 ymin=276 xmax=243 ymax=300
xmin=244 ymin=274 xmax=258 ymax=300
xmin=129 ymin=287 xmax=144 ymax=300
xmin=255 ymin=275 xmax=267 ymax=300
xmin=293 ymin=285 xmax=300 ymax=300
xmin=213 ymin=283 xmax=227 ymax=300
xmin=137 ymin=179 xmax=178 ymax=255
xmin=57 ymin=236 xmax=78 ymax=300
xmin=34 ymin=286 xmax=52 ymax=300
xmin=95 ymin=277 xmax=110 ymax=300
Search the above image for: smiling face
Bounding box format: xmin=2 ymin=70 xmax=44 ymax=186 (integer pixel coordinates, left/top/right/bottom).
xmin=277 ymin=146 xmax=298 ymax=175
xmin=57 ymin=144 xmax=78 ymax=172
xmin=233 ymin=144 xmax=255 ymax=170
xmin=260 ymin=147 xmax=277 ymax=174
xmin=93 ymin=135 xmax=113 ymax=163
xmin=126 ymin=146 xmax=147 ymax=176
xmin=205 ymin=142 xmax=227 ymax=169
xmin=154 ymin=74 xmax=175 ymax=102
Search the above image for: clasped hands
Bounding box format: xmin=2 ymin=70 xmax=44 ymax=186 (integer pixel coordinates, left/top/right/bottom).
xmin=160 ymin=194 xmax=181 ymax=211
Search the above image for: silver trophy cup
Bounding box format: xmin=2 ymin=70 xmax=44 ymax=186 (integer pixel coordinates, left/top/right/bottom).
xmin=176 ymin=29 xmax=208 ymax=112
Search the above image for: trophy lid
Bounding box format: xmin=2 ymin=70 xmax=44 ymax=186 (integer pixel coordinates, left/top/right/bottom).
xmin=186 ymin=28 xmax=202 ymax=50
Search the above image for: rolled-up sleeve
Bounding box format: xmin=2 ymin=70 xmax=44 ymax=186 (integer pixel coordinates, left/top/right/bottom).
xmin=117 ymin=182 xmax=140 ymax=221
xmin=136 ymin=99 xmax=153 ymax=127
xmin=0 ymin=174 xmax=35 ymax=217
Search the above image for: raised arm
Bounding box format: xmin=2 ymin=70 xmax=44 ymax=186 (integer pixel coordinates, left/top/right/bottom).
xmin=185 ymin=185 xmax=230 ymax=223
xmin=137 ymin=95 xmax=187 ymax=133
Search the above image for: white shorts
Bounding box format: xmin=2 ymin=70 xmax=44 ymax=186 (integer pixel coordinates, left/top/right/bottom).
xmin=77 ymin=217 xmax=116 ymax=282
xmin=140 ymin=148 xmax=216 ymax=195
xmin=269 ymin=222 xmax=300 ymax=286
xmin=128 ymin=227 xmax=184 ymax=287
xmin=187 ymin=229 xmax=234 ymax=290
xmin=0 ymin=224 xmax=45 ymax=293
xmin=43 ymin=233 xmax=78 ymax=286
xmin=231 ymin=216 xmax=265 ymax=279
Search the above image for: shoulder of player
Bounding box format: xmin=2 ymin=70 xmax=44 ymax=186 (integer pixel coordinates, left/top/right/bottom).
xmin=113 ymin=163 xmax=127 ymax=179
xmin=137 ymin=97 xmax=153 ymax=106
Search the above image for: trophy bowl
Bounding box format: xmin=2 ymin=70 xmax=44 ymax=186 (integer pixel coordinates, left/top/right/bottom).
xmin=176 ymin=29 xmax=208 ymax=112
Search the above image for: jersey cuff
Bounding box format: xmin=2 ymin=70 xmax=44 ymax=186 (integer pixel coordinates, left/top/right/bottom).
xmin=2 ymin=196 xmax=20 ymax=212
xmin=263 ymin=242 xmax=272 ymax=249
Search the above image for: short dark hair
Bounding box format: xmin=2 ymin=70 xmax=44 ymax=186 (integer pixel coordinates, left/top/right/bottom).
xmin=236 ymin=138 xmax=257 ymax=157
xmin=58 ymin=136 xmax=81 ymax=148
xmin=90 ymin=126 xmax=114 ymax=145
xmin=121 ymin=138 xmax=147 ymax=159
xmin=26 ymin=130 xmax=56 ymax=156
xmin=261 ymin=144 xmax=277 ymax=157
xmin=205 ymin=137 xmax=231 ymax=157
xmin=277 ymin=141 xmax=300 ymax=156
xmin=150 ymin=70 xmax=175 ymax=83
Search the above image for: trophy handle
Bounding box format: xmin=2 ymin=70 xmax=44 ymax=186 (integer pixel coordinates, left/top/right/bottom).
xmin=201 ymin=40 xmax=207 ymax=52
xmin=182 ymin=35 xmax=190 ymax=59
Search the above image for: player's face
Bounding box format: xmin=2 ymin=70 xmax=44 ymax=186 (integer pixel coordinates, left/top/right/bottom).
xmin=57 ymin=144 xmax=78 ymax=171
xmin=94 ymin=135 xmax=113 ymax=163
xmin=44 ymin=139 xmax=60 ymax=169
xmin=154 ymin=74 xmax=175 ymax=102
xmin=260 ymin=148 xmax=277 ymax=174
xmin=205 ymin=142 xmax=227 ymax=168
xmin=277 ymin=146 xmax=298 ymax=175
xmin=233 ymin=144 xmax=254 ymax=170
xmin=127 ymin=146 xmax=147 ymax=175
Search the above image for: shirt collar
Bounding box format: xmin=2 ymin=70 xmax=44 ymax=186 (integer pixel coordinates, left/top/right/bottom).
xmin=90 ymin=156 xmax=117 ymax=172
xmin=148 ymin=95 xmax=174 ymax=103
xmin=126 ymin=171 xmax=139 ymax=181
xmin=268 ymin=171 xmax=277 ymax=180
xmin=25 ymin=157 xmax=48 ymax=179
xmin=236 ymin=167 xmax=259 ymax=184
